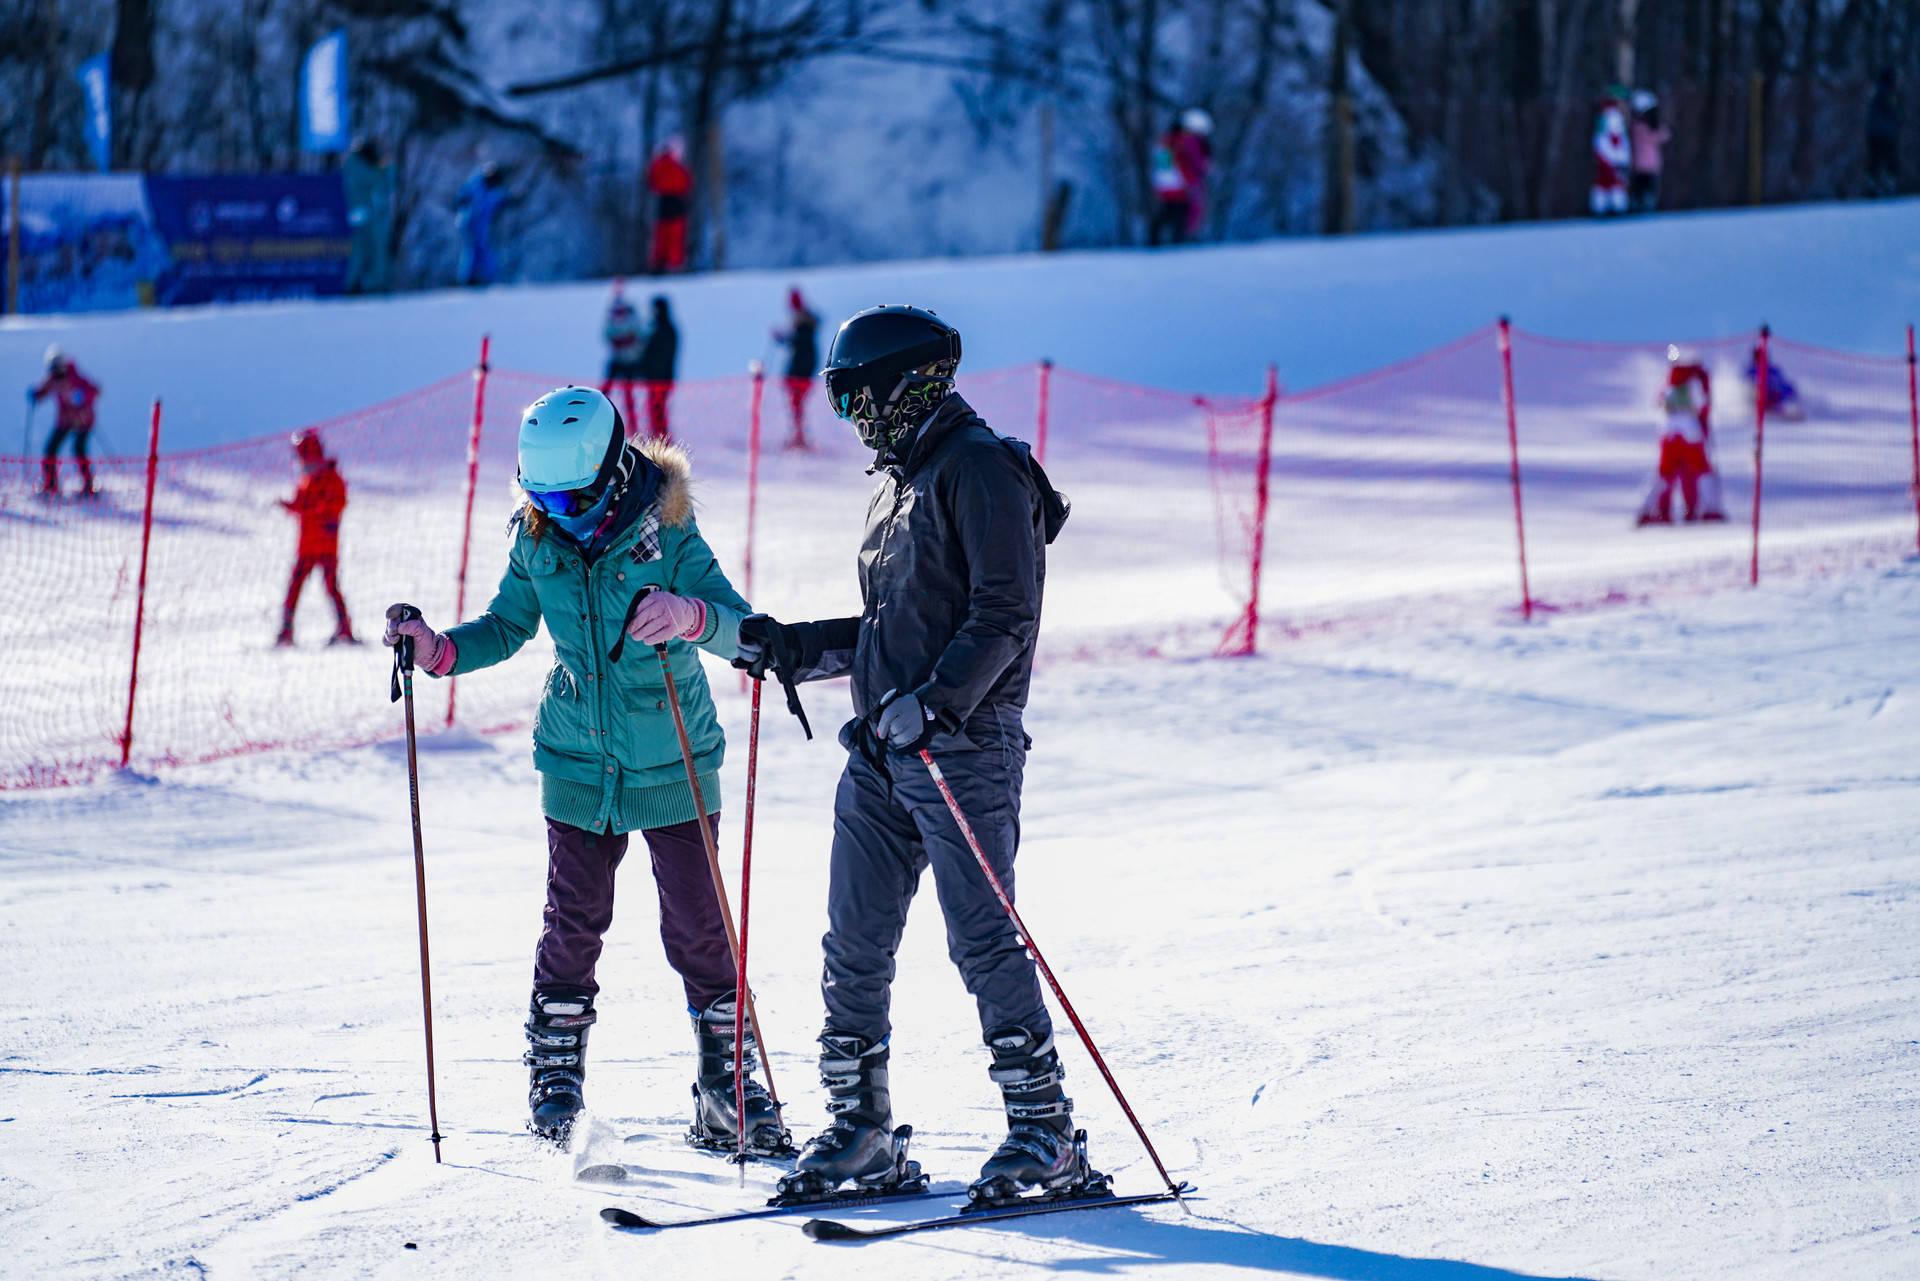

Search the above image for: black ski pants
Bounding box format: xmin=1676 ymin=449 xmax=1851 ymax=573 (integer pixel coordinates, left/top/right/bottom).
xmin=820 ymin=710 xmax=1050 ymax=1047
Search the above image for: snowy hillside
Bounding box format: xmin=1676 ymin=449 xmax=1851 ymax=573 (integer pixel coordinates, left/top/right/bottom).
xmin=4 ymin=561 xmax=1919 ymax=1278
xmin=3 ymin=196 xmax=1917 ymax=453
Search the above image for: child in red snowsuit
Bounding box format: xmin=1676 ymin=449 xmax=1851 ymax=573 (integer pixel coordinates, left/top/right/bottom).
xmin=278 ymin=432 xmax=357 ymax=645
xmin=30 ymin=347 xmax=101 ymax=498
xmin=646 ymin=142 xmax=693 ymax=274
xmin=1638 ymin=351 xmax=1728 ymax=525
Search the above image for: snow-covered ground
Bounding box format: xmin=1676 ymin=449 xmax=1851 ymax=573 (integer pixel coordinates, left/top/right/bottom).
xmin=4 ymin=196 xmax=1919 ymax=1277
xmin=3 ymin=197 xmax=1917 ymax=453
xmin=4 ymin=559 xmax=1919 ymax=1279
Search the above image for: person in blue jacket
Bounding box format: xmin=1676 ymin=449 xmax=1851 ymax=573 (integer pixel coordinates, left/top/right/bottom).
xmin=456 ymin=162 xmax=512 ymax=286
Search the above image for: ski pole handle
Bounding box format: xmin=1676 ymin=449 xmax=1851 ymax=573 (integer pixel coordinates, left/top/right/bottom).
xmin=608 ymin=585 xmax=659 ymax=663
xmin=387 ymin=603 xmax=421 ymax=670
xmin=387 ymin=603 xmax=422 ymax=703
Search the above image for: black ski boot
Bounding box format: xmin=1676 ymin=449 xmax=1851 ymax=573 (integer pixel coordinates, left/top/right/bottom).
xmin=686 ymin=994 xmax=795 ymax=1157
xmin=524 ymin=985 xmax=595 ymax=1143
xmin=774 ymin=1033 xmax=925 ymax=1202
xmin=968 ymin=1026 xmax=1104 ymax=1205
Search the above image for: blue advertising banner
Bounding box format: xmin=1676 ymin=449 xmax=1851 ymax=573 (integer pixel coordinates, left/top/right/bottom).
xmin=300 ymin=30 xmax=350 ymax=154
xmin=144 ymin=175 xmax=350 ymax=305
xmin=0 ymin=174 xmax=167 ymax=312
xmin=0 ymin=173 xmax=349 ymax=312
xmin=77 ymin=53 xmax=112 ymax=172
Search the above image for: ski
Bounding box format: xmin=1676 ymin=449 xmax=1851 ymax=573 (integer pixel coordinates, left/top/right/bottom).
xmin=600 ymin=1183 xmax=951 ymax=1231
xmin=802 ymin=1181 xmax=1196 ymax=1242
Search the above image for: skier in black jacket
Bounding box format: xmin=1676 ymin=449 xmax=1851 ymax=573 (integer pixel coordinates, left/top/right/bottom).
xmin=734 ymin=305 xmax=1075 ymax=1204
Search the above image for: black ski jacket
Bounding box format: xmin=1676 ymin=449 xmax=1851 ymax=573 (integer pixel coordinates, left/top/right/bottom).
xmin=787 ymin=393 xmax=1068 ymax=749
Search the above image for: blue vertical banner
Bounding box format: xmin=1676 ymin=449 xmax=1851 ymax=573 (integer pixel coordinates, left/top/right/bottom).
xmin=77 ymin=53 xmax=112 ymax=172
xmin=300 ymin=29 xmax=350 ymax=154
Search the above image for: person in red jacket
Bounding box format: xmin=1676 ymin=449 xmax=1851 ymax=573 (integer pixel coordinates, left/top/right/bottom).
xmin=30 ymin=345 xmax=102 ymax=499
xmin=646 ymin=139 xmax=693 ymax=274
xmin=277 ymin=431 xmax=358 ymax=646
xmin=1637 ymin=347 xmax=1728 ymax=526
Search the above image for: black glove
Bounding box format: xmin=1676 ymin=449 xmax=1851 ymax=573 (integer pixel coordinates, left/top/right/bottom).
xmin=733 ymin=613 xmax=804 ymax=681
xmin=872 ymin=688 xmax=940 ymax=754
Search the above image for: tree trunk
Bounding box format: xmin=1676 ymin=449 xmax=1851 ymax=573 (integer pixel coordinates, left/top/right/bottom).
xmin=1323 ymin=0 xmax=1352 ymax=234
xmin=109 ymin=0 xmax=157 ymax=169
xmin=28 ymin=0 xmax=61 ymax=168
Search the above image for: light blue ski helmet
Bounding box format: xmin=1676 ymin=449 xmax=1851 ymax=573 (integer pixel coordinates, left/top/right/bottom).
xmin=517 ymin=386 xmax=622 ymax=494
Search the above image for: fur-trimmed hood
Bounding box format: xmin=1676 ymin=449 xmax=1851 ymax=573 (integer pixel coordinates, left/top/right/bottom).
xmin=637 ymin=436 xmax=694 ymax=529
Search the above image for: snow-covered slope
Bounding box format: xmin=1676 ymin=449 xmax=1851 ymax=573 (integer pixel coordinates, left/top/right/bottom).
xmin=3 ymin=197 xmax=1916 ymax=453
xmin=3 ymin=198 xmax=1918 ymax=1279
xmin=3 ymin=562 xmax=1918 ymax=1278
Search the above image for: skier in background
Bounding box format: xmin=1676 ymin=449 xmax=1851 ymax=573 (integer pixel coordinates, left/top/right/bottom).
xmin=1746 ymin=348 xmax=1805 ymax=421
xmin=600 ymin=283 xmax=644 ymax=431
xmin=343 ymin=137 xmax=395 ymax=294
xmin=1148 ymin=109 xmax=1213 ymax=246
xmin=1866 ymin=70 xmax=1899 ymax=198
xmin=456 ymin=161 xmax=511 ymax=287
xmin=380 ymin=385 xmax=789 ymax=1156
xmin=277 ymin=431 xmax=357 ymax=646
xmin=1591 ymin=88 xmax=1632 ymax=216
xmin=1637 ymin=346 xmax=1727 ymax=526
xmin=1628 ymin=90 xmax=1670 ymax=213
xmin=30 ymin=345 xmax=101 ymax=499
xmin=732 ymin=305 xmax=1084 ymax=1207
xmin=638 ymin=295 xmax=678 ymax=441
xmin=646 ymin=140 xmax=693 ymax=274
xmin=772 ymin=287 xmax=820 ymax=448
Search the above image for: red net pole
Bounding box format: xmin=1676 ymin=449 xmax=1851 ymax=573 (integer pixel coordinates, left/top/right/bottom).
xmin=733 ymin=678 xmax=761 ymax=1174
xmin=1908 ymin=324 xmax=1918 ymax=558
xmin=1497 ymin=317 xmax=1534 ymax=621
xmin=745 ymin=363 xmax=764 ymax=601
xmin=447 ymin=334 xmax=491 ymax=729
xmin=1241 ymin=365 xmax=1279 ymax=656
xmin=741 ymin=363 xmax=765 ymax=694
xmin=1750 ymin=325 xmax=1769 ymax=587
xmin=1035 ymin=358 xmax=1053 ymax=466
xmin=119 ymin=399 xmax=162 ymax=770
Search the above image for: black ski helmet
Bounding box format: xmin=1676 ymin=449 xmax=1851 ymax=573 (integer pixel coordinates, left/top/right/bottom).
xmin=823 ymin=305 xmax=961 ymax=450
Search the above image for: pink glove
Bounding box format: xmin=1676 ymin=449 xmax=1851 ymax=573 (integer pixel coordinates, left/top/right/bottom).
xmin=382 ymin=608 xmax=457 ymax=676
xmin=626 ymin=590 xmax=708 ymax=646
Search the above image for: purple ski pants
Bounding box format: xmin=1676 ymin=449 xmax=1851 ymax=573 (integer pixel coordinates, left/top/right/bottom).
xmin=533 ymin=815 xmax=735 ymax=1010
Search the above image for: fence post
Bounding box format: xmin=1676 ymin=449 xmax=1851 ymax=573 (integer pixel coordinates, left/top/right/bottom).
xmin=6 ymin=156 xmax=19 ymax=316
xmin=1237 ymin=365 xmax=1278 ymax=656
xmin=1908 ymin=324 xmax=1918 ymax=559
xmin=446 ymin=334 xmax=490 ymax=729
xmin=741 ymin=363 xmax=765 ymax=693
xmin=1497 ymin=317 xmax=1534 ymax=621
xmin=120 ymin=399 xmax=162 ymax=771
xmin=1035 ymin=358 xmax=1053 ymax=466
xmin=1750 ymin=324 xmax=1769 ymax=587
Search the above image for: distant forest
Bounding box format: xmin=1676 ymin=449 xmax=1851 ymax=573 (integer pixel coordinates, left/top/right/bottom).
xmin=3 ymin=0 xmax=1914 ymax=282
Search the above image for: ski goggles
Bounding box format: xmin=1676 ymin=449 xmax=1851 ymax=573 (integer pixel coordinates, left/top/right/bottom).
xmin=523 ymin=471 xmax=613 ymax=518
xmin=825 ymin=368 xmax=879 ymax=421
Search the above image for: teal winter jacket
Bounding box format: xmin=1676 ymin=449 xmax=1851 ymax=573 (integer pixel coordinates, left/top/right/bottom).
xmin=442 ymin=440 xmax=747 ymax=833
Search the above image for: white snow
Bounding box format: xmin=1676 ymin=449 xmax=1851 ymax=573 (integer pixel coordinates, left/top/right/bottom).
xmin=4 ymin=564 xmax=1919 ymax=1278
xmin=3 ymin=198 xmax=1919 ymax=1277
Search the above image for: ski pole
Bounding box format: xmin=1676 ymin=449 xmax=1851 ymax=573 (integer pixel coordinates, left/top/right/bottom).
xmin=733 ymin=676 xmax=763 ymax=1182
xmin=613 ymin=589 xmax=785 ymax=1112
xmin=22 ymin=394 xmax=32 ymax=459
xmin=386 ymin=604 xmax=445 ymax=1163
xmin=917 ymin=748 xmax=1187 ymax=1212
